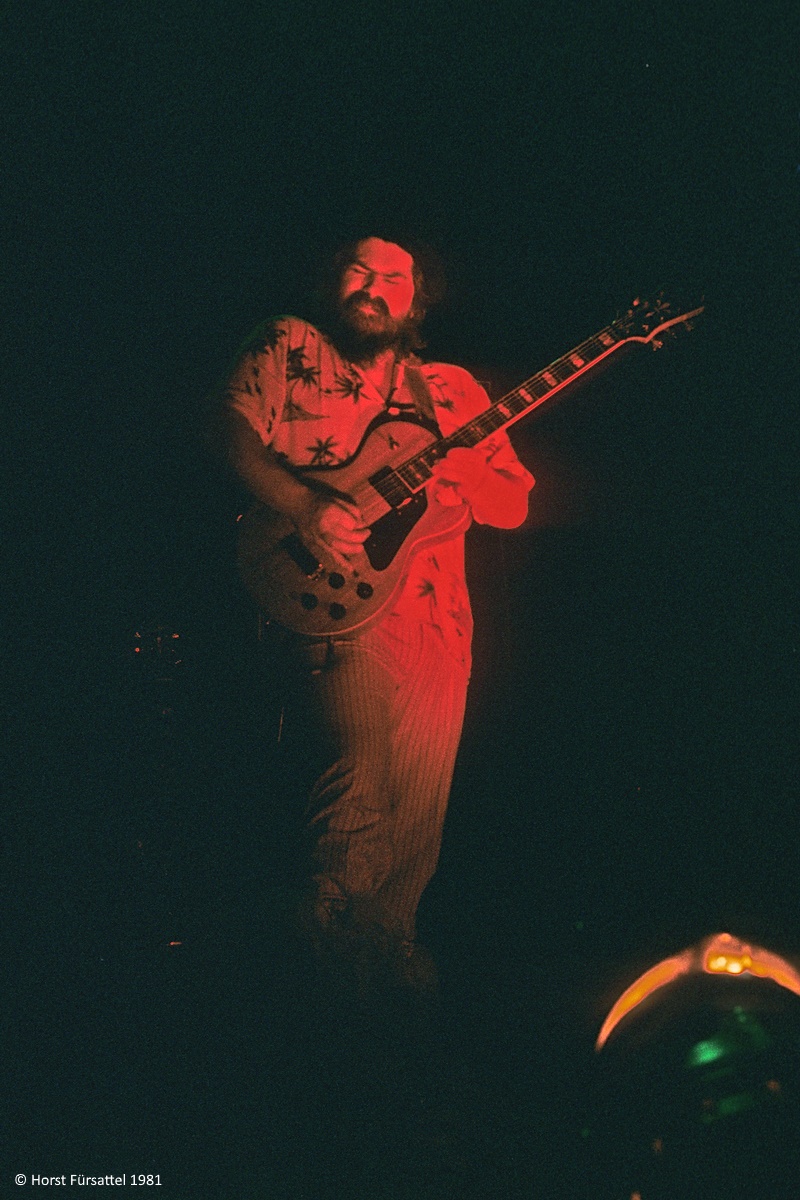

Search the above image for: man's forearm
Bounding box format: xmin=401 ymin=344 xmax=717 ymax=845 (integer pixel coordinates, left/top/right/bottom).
xmin=225 ymin=409 xmax=368 ymax=565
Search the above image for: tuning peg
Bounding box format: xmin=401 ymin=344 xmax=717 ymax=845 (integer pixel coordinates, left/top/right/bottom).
xmin=651 ymin=337 xmax=664 ymax=351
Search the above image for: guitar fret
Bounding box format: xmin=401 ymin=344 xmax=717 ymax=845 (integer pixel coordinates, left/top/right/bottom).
xmin=476 ymin=412 xmax=500 ymax=434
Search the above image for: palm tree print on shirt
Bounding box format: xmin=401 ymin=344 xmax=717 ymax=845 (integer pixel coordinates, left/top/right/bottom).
xmin=286 ymin=347 xmax=320 ymax=388
xmin=424 ymin=371 xmax=457 ymax=413
xmin=283 ymin=345 xmax=326 ymax=421
xmin=330 ymin=370 xmax=365 ymax=404
xmin=417 ymin=575 xmax=450 ymax=645
xmin=306 ymin=436 xmax=341 ymax=466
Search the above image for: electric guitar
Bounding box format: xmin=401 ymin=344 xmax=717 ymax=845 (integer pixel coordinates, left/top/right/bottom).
xmin=237 ymin=296 xmax=703 ymax=634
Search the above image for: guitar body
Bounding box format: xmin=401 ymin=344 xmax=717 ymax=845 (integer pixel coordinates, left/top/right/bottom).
xmin=237 ymin=412 xmax=471 ymax=635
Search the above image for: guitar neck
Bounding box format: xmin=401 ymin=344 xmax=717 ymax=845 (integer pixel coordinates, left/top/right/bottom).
xmin=449 ymin=321 xmax=630 ymax=447
xmin=392 ymin=319 xmax=630 ymax=493
xmin=379 ymin=299 xmax=703 ymax=496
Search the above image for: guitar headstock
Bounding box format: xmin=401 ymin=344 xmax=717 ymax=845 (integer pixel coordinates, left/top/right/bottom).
xmin=615 ymin=293 xmax=705 ymax=348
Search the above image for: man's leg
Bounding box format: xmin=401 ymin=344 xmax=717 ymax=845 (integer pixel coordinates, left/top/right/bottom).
xmin=379 ymin=623 xmax=469 ymax=944
xmin=295 ymin=637 xmax=400 ymax=927
xmin=281 ymin=622 xmax=468 ymax=998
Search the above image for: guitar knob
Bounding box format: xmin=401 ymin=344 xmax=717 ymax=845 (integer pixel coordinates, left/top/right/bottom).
xmin=328 ymin=572 xmax=345 ymax=589
xmin=356 ymin=582 xmax=374 ymax=599
xmin=329 ymin=603 xmax=347 ymax=620
xmin=300 ymin=593 xmax=319 ymax=610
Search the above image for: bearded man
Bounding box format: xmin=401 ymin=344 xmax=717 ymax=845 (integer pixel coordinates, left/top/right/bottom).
xmin=220 ymin=236 xmax=533 ymax=997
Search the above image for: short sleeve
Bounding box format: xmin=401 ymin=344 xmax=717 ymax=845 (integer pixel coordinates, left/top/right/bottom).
xmin=222 ymin=318 xmax=291 ymax=446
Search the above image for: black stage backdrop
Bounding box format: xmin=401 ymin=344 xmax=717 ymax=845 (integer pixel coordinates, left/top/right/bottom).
xmin=5 ymin=4 xmax=799 ymax=1198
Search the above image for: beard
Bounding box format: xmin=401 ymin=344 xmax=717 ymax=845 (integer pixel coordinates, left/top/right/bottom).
xmin=326 ymin=292 xmax=422 ymax=364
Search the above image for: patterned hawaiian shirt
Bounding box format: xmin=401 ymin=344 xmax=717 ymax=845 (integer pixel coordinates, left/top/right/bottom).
xmin=223 ymin=316 xmax=533 ymax=670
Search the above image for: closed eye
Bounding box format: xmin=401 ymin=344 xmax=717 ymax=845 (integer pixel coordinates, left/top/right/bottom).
xmin=348 ymin=261 xmax=408 ymax=284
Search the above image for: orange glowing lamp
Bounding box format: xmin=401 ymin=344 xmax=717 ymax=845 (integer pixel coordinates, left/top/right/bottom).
xmin=596 ymin=932 xmax=800 ymax=1051
xmin=702 ymin=932 xmax=800 ymax=997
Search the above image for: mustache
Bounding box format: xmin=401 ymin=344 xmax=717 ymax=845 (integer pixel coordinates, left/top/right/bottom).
xmin=343 ymin=291 xmax=390 ymax=317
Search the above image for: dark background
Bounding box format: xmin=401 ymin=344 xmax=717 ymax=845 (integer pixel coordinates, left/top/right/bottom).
xmin=5 ymin=2 xmax=799 ymax=1197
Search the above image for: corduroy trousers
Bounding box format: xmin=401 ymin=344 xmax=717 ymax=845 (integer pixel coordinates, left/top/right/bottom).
xmin=276 ymin=613 xmax=470 ymax=943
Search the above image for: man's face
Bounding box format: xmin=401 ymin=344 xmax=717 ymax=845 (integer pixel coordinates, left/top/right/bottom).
xmin=337 ymin=238 xmax=417 ymax=344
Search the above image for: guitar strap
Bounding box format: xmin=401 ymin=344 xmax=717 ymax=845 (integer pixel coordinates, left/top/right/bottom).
xmin=403 ymin=364 xmax=442 ymax=433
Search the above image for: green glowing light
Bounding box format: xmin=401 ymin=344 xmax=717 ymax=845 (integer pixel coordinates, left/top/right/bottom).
xmin=701 ymin=1091 xmax=758 ymax=1123
xmin=717 ymin=1092 xmax=756 ymax=1118
xmin=688 ymin=1037 xmax=727 ymax=1068
xmin=687 ymin=1010 xmax=772 ymax=1070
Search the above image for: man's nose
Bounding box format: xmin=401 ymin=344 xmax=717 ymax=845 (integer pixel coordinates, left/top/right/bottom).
xmin=361 ymin=272 xmax=378 ymax=294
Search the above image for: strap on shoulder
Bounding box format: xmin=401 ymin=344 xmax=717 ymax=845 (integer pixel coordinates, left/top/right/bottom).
xmin=403 ymin=365 xmax=441 ymax=431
